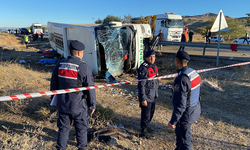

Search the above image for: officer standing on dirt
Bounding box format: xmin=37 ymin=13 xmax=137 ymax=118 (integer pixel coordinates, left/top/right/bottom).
xmin=168 ymin=51 xmax=201 ymax=150
xmin=50 ymin=40 xmax=96 ymax=150
xmin=138 ymin=49 xmax=159 ymax=139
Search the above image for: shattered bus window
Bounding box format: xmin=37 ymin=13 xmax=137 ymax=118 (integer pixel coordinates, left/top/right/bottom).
xmin=96 ymin=27 xmax=131 ymax=77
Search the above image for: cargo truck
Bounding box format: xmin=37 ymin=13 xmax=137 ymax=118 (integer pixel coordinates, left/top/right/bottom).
xmin=131 ymin=12 xmax=183 ymax=42
xmin=47 ymin=21 xmax=152 ymax=77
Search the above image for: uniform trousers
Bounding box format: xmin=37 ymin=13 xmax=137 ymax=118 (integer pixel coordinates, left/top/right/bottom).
xmin=175 ymin=122 xmax=192 ymax=150
xmin=56 ymin=111 xmax=89 ymax=150
xmin=140 ymin=102 xmax=155 ymax=129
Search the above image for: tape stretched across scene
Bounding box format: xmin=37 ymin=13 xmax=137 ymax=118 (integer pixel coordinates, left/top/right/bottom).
xmin=0 ymin=61 xmax=250 ymax=101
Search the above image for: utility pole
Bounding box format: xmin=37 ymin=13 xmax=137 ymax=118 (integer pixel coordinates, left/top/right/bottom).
xmin=92 ymin=18 xmax=94 ymax=24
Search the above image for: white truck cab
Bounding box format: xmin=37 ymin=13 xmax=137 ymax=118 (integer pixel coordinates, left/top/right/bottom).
xmin=32 ymin=23 xmax=43 ymax=34
xmin=47 ymin=21 xmax=151 ymax=76
xmin=154 ymin=13 xmax=183 ymax=42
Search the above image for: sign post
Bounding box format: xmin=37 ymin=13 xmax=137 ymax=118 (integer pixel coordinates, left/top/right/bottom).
xmin=211 ymin=10 xmax=229 ymax=66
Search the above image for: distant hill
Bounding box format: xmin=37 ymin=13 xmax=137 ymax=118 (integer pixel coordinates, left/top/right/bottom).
xmin=182 ymin=13 xmax=248 ymax=31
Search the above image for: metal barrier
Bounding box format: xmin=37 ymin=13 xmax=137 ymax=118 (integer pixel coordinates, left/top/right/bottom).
xmin=160 ymin=41 xmax=250 ymax=55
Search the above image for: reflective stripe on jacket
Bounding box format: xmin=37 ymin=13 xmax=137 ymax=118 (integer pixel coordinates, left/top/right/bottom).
xmin=138 ymin=61 xmax=159 ymax=103
xmin=178 ymin=68 xmax=200 ymax=107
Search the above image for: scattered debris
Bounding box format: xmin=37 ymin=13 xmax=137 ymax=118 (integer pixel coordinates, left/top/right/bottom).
xmin=209 ymin=122 xmax=214 ymax=126
xmin=107 ymin=123 xmax=125 ymax=129
xmin=160 ymin=85 xmax=172 ymax=90
xmin=233 ymin=96 xmax=239 ymax=98
xmin=37 ymin=58 xmax=56 ymax=65
xmin=106 ymin=71 xmax=118 ymax=83
xmin=19 ymin=60 xmax=26 ymax=64
xmin=106 ymin=137 xmax=118 ymax=146
xmin=201 ymin=80 xmax=219 ymax=91
xmin=45 ymin=64 xmax=56 ymax=67
xmin=130 ymin=103 xmax=135 ymax=106
xmin=87 ymin=126 xmax=132 ymax=144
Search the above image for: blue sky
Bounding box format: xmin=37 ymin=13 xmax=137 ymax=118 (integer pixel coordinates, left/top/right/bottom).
xmin=0 ymin=0 xmax=248 ymax=28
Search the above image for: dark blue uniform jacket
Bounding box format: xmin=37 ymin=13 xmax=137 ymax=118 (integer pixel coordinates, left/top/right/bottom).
xmin=170 ymin=66 xmax=201 ymax=125
xmin=138 ymin=61 xmax=159 ymax=103
xmin=50 ymin=56 xmax=96 ymax=115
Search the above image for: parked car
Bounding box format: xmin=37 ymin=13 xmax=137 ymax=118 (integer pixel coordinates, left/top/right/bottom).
xmin=210 ymin=36 xmax=225 ymax=42
xmin=233 ymin=37 xmax=250 ymax=43
xmin=10 ymin=29 xmax=15 ymax=34
xmin=20 ymin=28 xmax=28 ymax=34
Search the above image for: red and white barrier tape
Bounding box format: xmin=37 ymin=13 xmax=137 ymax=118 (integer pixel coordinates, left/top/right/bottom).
xmin=0 ymin=61 xmax=250 ymax=101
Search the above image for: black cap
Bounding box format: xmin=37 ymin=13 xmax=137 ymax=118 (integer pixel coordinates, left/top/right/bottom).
xmin=70 ymin=40 xmax=85 ymax=51
xmin=176 ymin=51 xmax=190 ymax=61
xmin=145 ymin=49 xmax=155 ymax=58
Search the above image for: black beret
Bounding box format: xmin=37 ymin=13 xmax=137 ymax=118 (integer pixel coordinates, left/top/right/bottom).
xmin=176 ymin=51 xmax=190 ymax=61
xmin=70 ymin=40 xmax=85 ymax=51
xmin=145 ymin=49 xmax=155 ymax=58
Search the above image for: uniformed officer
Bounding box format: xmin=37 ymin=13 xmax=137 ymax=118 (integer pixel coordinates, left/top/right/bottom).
xmin=50 ymin=40 xmax=96 ymax=150
xmin=168 ymin=51 xmax=201 ymax=150
xmin=138 ymin=49 xmax=159 ymax=139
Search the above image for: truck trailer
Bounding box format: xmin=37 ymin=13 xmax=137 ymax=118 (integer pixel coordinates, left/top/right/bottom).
xmin=131 ymin=12 xmax=183 ymax=42
xmin=47 ymin=21 xmax=152 ymax=77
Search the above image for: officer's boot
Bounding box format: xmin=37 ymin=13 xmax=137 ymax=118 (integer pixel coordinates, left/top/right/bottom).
xmin=146 ymin=127 xmax=155 ymax=133
xmin=139 ymin=128 xmax=155 ymax=140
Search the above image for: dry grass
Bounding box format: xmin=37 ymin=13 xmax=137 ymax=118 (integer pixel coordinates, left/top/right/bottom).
xmin=0 ymin=125 xmax=50 ymax=150
xmin=0 ymin=33 xmax=22 ymax=45
xmin=0 ymin=61 xmax=51 ymax=116
xmin=193 ymin=34 xmax=205 ymax=43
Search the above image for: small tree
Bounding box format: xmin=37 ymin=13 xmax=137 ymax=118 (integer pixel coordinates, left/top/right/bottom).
xmin=195 ymin=17 xmax=245 ymax=42
xmin=103 ymin=15 xmax=121 ymax=24
xmin=122 ymin=14 xmax=132 ymax=23
xmin=194 ymin=27 xmax=207 ymax=36
xmin=95 ymin=18 xmax=103 ymax=24
xmin=245 ymin=13 xmax=250 ymax=27
xmin=42 ymin=27 xmax=47 ymax=33
xmin=221 ymin=18 xmax=245 ymax=42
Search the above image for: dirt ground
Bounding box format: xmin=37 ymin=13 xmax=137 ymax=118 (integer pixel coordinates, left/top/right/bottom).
xmin=0 ymin=33 xmax=250 ymax=149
